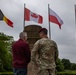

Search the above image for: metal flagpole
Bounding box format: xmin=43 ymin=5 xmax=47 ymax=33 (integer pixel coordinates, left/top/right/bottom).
xmin=48 ymin=4 xmax=51 ymax=39
xmin=23 ymin=3 xmax=25 ymax=31
xmin=75 ymin=5 xmax=76 ymax=39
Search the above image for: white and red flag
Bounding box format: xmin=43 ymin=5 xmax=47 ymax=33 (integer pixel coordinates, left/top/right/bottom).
xmin=49 ymin=8 xmax=63 ymax=29
xmin=24 ymin=8 xmax=43 ymax=24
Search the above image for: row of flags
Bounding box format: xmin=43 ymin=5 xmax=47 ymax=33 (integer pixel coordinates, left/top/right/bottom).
xmin=25 ymin=8 xmax=63 ymax=29
xmin=0 ymin=7 xmax=63 ymax=29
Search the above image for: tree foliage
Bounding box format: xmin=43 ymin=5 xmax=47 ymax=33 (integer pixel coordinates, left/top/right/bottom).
xmin=70 ymin=63 xmax=76 ymax=70
xmin=56 ymin=58 xmax=64 ymax=72
xmin=0 ymin=32 xmax=13 ymax=71
xmin=56 ymin=58 xmax=76 ymax=71
xmin=62 ymin=58 xmax=71 ymax=70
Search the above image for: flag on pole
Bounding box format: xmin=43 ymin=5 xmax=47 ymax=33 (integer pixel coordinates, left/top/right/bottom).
xmin=0 ymin=10 xmax=13 ymax=28
xmin=24 ymin=8 xmax=43 ymax=24
xmin=49 ymin=8 xmax=63 ymax=29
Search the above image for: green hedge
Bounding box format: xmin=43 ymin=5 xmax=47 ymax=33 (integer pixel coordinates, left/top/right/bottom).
xmin=57 ymin=73 xmax=76 ymax=75
xmin=0 ymin=71 xmax=76 ymax=75
xmin=57 ymin=71 xmax=76 ymax=75
xmin=0 ymin=72 xmax=13 ymax=75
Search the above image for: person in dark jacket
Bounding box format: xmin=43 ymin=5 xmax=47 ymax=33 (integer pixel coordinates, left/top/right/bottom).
xmin=12 ymin=32 xmax=31 ymax=75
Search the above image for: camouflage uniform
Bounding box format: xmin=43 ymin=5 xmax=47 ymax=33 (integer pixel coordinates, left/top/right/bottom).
xmin=31 ymin=38 xmax=58 ymax=75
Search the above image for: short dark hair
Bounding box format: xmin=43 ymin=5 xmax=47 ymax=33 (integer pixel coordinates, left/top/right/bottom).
xmin=39 ymin=28 xmax=48 ymax=35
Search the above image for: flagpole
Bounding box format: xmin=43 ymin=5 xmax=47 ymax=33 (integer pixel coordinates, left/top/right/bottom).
xmin=73 ymin=5 xmax=76 ymax=45
xmin=23 ymin=3 xmax=25 ymax=31
xmin=74 ymin=5 xmax=76 ymax=41
xmin=48 ymin=4 xmax=51 ymax=39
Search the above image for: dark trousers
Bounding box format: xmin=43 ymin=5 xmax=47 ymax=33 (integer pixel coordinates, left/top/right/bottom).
xmin=13 ymin=68 xmax=27 ymax=75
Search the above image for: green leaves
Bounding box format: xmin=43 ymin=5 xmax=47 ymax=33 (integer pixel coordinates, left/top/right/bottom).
xmin=0 ymin=33 xmax=13 ymax=41
xmin=0 ymin=32 xmax=13 ymax=71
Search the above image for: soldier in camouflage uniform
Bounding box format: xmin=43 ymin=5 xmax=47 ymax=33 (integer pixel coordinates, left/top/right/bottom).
xmin=31 ymin=28 xmax=58 ymax=75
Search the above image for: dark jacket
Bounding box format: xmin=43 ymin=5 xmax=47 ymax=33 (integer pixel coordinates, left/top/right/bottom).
xmin=12 ymin=39 xmax=31 ymax=68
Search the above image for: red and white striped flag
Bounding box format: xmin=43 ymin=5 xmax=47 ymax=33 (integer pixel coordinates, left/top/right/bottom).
xmin=24 ymin=8 xmax=43 ymax=24
xmin=49 ymin=8 xmax=63 ymax=29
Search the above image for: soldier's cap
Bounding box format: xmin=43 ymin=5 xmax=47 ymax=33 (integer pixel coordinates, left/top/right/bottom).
xmin=38 ymin=28 xmax=47 ymax=33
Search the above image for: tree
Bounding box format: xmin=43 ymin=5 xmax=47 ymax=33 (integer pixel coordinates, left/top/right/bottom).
xmin=56 ymin=58 xmax=64 ymax=72
xmin=0 ymin=32 xmax=13 ymax=71
xmin=70 ymin=63 xmax=76 ymax=70
xmin=62 ymin=58 xmax=71 ymax=70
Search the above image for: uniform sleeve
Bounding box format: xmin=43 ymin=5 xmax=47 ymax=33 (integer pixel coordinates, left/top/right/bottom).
xmin=31 ymin=40 xmax=40 ymax=64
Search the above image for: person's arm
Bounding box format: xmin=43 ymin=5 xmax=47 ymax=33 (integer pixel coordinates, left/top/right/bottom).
xmin=51 ymin=40 xmax=59 ymax=62
xmin=31 ymin=40 xmax=40 ymax=64
xmin=54 ymin=42 xmax=59 ymax=63
xmin=24 ymin=43 xmax=31 ymax=63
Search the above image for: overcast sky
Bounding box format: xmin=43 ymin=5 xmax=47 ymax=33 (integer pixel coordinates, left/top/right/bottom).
xmin=0 ymin=0 xmax=76 ymax=63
